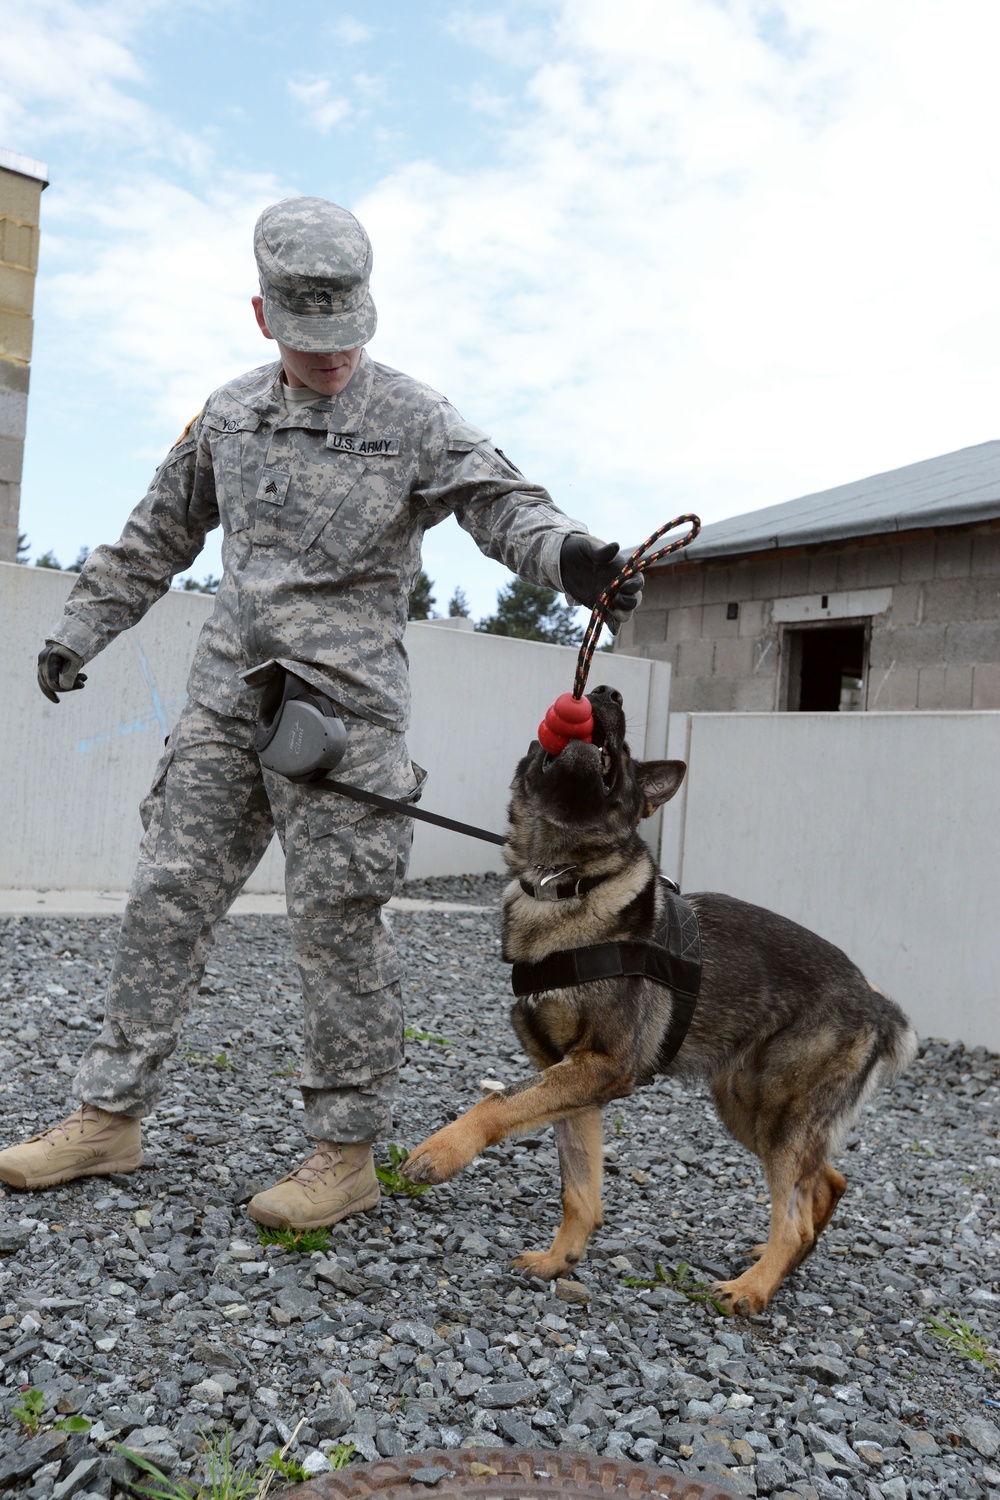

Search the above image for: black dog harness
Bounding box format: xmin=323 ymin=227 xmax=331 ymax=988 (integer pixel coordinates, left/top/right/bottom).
xmin=510 ymin=880 xmax=702 ymax=1068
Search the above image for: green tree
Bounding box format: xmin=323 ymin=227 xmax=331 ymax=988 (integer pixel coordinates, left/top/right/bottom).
xmin=34 ymin=550 xmax=62 ymax=570
xmin=16 ymin=532 xmax=29 ymax=563
xmin=448 ymin=587 xmax=470 ymax=618
xmin=408 ymin=569 xmax=437 ymax=620
xmin=179 ymin=573 xmax=220 ymax=594
xmin=476 ymin=578 xmax=583 ymax=645
xmin=67 ymin=546 xmax=90 ymax=573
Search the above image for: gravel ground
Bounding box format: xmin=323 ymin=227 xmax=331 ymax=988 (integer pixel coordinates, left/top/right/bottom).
xmin=0 ymin=875 xmax=997 ymax=1500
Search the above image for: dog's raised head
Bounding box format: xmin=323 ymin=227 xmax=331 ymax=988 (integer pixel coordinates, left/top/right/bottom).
xmin=505 ymin=684 xmax=687 ymax=873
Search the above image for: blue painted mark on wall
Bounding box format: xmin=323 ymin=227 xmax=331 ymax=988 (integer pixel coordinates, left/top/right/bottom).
xmin=75 ymin=640 xmax=184 ymax=754
xmin=133 ymin=641 xmax=170 ymax=738
xmin=75 ymin=695 xmax=187 ymax=754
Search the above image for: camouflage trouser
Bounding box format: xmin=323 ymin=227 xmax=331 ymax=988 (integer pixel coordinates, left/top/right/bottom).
xmin=74 ymin=697 xmax=418 ymax=1143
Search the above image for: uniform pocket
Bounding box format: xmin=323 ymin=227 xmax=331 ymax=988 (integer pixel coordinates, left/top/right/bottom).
xmin=345 ymin=808 xmax=413 ymax=906
xmin=297 ymin=456 xmax=368 ymax=554
xmin=287 ymin=812 xmax=358 ymax=919
xmin=138 ymin=743 xmax=175 ymax=844
xmin=205 ymin=414 xmax=260 ymax=534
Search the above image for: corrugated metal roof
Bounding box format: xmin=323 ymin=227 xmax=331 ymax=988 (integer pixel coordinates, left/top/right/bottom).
xmin=668 ymin=440 xmax=1000 ymax=563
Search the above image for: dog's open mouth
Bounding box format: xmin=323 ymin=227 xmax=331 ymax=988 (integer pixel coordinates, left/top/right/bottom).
xmin=541 ymin=723 xmax=617 ymax=794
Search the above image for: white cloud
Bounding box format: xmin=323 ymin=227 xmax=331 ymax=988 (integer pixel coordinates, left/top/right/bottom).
xmin=287 ymin=77 xmax=352 ymax=134
xmin=16 ymin=0 xmax=1000 ymax=615
xmin=43 ymin=172 xmax=293 ymax=430
xmin=326 ymin=16 xmax=372 ymax=46
xmin=0 ymin=0 xmax=162 ymax=147
xmin=360 ymin=0 xmax=1000 ymax=547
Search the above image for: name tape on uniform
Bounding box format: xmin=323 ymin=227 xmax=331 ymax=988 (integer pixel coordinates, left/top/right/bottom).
xmin=327 ymin=434 xmax=401 ymax=456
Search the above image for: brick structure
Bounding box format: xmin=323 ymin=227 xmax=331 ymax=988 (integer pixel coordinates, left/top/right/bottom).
xmin=0 ymin=148 xmax=48 ymax=564
xmin=615 ymin=442 xmax=1000 ymax=712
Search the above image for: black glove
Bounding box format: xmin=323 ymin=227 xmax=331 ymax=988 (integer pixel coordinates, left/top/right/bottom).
xmin=560 ymin=535 xmax=643 ymax=633
xmin=37 ymin=643 xmax=87 ymax=704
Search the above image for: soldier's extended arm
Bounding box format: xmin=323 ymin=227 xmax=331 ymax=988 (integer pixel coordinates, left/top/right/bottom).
xmin=413 ymin=404 xmax=587 ymax=593
xmin=413 ymin=404 xmax=641 ymax=625
xmin=44 ymin=416 xmax=220 ymax=670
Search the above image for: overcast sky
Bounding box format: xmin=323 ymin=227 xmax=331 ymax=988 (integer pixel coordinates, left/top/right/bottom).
xmin=4 ymin=0 xmax=1000 ymax=618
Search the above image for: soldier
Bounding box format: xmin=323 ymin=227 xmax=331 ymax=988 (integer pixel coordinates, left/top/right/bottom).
xmin=0 ymin=198 xmax=641 ymax=1229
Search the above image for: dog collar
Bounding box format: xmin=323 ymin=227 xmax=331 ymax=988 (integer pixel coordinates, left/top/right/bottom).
xmin=519 ymin=868 xmax=610 ymax=902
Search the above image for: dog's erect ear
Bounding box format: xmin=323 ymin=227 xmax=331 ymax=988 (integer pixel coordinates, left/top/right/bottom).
xmin=636 ymin=759 xmax=686 ymax=817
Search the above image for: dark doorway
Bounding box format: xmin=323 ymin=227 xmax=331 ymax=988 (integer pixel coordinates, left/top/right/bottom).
xmin=784 ymin=624 xmax=867 ymax=711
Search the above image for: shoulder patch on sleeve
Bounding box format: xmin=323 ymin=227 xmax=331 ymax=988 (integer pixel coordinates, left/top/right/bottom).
xmin=173 ymin=408 xmax=204 ymax=447
xmin=446 ymin=421 xmax=492 ymax=450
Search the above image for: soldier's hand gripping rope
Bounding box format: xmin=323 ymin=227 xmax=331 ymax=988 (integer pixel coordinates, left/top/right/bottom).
xmin=538 ymin=514 xmax=701 ymax=755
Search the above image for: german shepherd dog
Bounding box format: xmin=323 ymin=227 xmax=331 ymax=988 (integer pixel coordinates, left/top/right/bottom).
xmin=404 ymin=685 xmax=917 ymax=1314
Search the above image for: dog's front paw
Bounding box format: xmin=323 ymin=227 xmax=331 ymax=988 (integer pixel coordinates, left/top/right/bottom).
xmin=709 ymin=1277 xmax=765 ymax=1317
xmin=402 ymin=1125 xmax=474 ymax=1186
xmin=509 ymin=1249 xmax=580 ymax=1281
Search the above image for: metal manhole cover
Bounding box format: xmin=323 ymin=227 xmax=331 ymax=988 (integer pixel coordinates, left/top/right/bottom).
xmin=289 ymin=1447 xmax=740 ymax=1500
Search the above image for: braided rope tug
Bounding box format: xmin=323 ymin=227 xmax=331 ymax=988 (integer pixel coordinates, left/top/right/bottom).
xmin=537 ymin=513 xmax=701 ymax=755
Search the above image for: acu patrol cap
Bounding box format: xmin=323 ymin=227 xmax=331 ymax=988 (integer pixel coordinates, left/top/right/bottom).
xmin=254 ymin=197 xmax=377 ymax=353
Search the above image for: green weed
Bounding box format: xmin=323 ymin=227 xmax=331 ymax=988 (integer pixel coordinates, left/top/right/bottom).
xmin=376 ymin=1143 xmax=430 ymax=1197
xmin=909 ymin=1139 xmax=934 ymax=1155
xmin=12 ymin=1388 xmax=44 ymax=1436
xmin=927 ymin=1309 xmax=999 ymax=1371
xmin=404 ymin=1027 xmax=449 ymax=1045
xmin=117 ymin=1428 xmax=256 ymax=1500
xmin=185 ymin=1050 xmax=233 ymax=1072
xmin=256 ymin=1224 xmax=331 ymax=1254
xmin=961 ymin=1167 xmax=995 ymax=1190
xmin=328 ymin=1442 xmax=356 ymax=1470
xmin=53 ymin=1415 xmax=92 ymax=1433
xmin=266 ymin=1451 xmax=309 ymax=1484
xmin=11 ymin=1389 xmax=91 ymax=1441
xmin=623 ymin=1259 xmax=731 ymax=1316
xmin=274 ymin=1059 xmax=297 ymax=1078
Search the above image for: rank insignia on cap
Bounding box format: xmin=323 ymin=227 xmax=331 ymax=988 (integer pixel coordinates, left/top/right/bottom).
xmin=314 ymin=288 xmax=333 ymax=306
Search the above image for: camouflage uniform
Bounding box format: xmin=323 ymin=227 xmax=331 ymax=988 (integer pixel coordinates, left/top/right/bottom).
xmin=51 ymin=352 xmax=588 ymax=1142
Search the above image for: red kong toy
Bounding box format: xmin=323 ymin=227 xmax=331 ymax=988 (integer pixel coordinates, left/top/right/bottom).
xmin=537 ymin=692 xmax=594 ymax=756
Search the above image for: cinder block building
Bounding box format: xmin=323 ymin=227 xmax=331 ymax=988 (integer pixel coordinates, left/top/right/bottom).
xmin=0 ymin=147 xmax=48 ymax=564
xmin=615 ymin=441 xmax=1000 ymax=712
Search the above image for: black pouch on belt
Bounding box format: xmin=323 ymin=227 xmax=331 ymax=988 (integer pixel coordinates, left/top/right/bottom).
xmin=253 ymin=665 xmax=348 ymax=784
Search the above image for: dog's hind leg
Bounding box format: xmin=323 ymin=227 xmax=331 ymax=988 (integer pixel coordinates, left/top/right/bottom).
xmin=710 ymin=1150 xmax=820 ymax=1315
xmin=511 ymin=1108 xmax=604 ymax=1281
xmin=806 ymin=1162 xmax=846 ymax=1249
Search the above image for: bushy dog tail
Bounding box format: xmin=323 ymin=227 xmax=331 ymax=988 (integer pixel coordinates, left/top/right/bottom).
xmin=825 ymin=989 xmax=918 ymax=1159
xmin=867 ymin=982 xmax=920 ymax=1086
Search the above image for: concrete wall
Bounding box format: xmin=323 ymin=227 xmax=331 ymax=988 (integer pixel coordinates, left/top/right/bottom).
xmin=660 ymin=709 xmax=1000 ymax=1051
xmin=616 ymin=520 xmax=1000 ymax=713
xmin=0 ymin=154 xmax=47 ymax=564
xmin=0 ymin=561 xmax=671 ymax=891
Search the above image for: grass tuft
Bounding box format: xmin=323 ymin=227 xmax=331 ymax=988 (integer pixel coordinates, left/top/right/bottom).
xmin=255 ymin=1224 xmax=331 ymax=1254
xmin=927 ymin=1309 xmax=998 ymax=1371
xmin=376 ymin=1142 xmax=431 ymax=1197
xmin=622 ymin=1259 xmax=731 ymax=1316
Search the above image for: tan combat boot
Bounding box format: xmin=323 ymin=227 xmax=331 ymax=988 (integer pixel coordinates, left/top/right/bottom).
xmin=0 ymin=1104 xmax=143 ymax=1190
xmin=247 ymin=1141 xmax=379 ymax=1230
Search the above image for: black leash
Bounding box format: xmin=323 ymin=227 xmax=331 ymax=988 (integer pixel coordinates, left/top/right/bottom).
xmin=322 ymin=776 xmax=506 ymax=846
